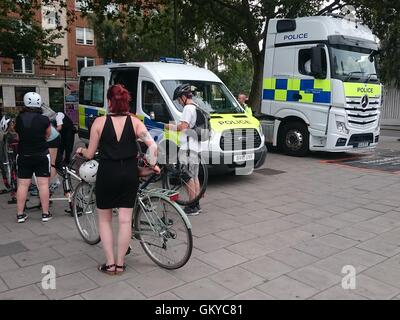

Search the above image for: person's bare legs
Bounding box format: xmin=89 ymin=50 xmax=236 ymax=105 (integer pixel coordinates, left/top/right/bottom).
xmin=49 ymin=148 xmax=58 ymax=179
xmin=36 ymin=177 xmax=50 ymax=213
xmin=116 ymin=208 xmax=133 ymax=268
xmin=16 ymin=178 xmax=31 ymax=214
xmin=194 ymin=178 xmax=200 ymax=199
xmin=186 ymin=179 xmax=196 ymax=202
xmin=98 ymin=208 xmax=115 ymax=268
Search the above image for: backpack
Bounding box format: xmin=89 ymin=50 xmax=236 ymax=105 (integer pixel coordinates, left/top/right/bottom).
xmin=191 ymin=103 xmax=211 ymax=142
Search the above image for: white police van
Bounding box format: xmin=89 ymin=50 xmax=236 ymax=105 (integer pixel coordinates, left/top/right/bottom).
xmin=78 ymin=58 xmax=267 ymax=171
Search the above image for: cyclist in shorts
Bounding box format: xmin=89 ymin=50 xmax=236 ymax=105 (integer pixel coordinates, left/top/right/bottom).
xmin=30 ymin=105 xmax=61 ymax=196
xmin=15 ymin=92 xmax=52 ymax=223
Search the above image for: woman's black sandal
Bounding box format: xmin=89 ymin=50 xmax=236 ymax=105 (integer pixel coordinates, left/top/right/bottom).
xmin=115 ymin=264 xmax=126 ymax=275
xmin=98 ymin=263 xmax=116 ymax=275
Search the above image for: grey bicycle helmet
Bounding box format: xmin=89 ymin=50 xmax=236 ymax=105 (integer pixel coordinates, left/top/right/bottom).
xmin=173 ymin=83 xmax=192 ymax=100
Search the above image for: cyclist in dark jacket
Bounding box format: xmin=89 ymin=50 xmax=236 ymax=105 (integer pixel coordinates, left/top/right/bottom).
xmin=15 ymin=92 xmax=52 ymax=223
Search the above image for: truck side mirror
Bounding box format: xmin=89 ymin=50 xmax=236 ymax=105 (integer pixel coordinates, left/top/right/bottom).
xmin=311 ymin=46 xmax=327 ymax=79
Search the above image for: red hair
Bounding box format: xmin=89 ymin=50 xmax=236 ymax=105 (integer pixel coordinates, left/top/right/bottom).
xmin=107 ymin=84 xmax=131 ymax=114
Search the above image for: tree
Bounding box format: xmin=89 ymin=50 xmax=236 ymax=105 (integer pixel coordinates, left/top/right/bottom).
xmin=179 ymin=0 xmax=326 ymax=113
xmin=0 ymin=0 xmax=70 ymax=64
xmin=319 ymin=0 xmax=400 ymax=86
xmin=0 ymin=0 xmax=159 ymax=65
xmin=88 ymin=3 xmax=189 ymax=62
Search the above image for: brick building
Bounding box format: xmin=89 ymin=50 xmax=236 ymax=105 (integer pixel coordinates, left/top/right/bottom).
xmin=0 ymin=0 xmax=102 ymax=117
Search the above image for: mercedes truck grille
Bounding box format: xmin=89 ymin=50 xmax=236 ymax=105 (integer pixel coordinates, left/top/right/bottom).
xmin=345 ymin=96 xmax=379 ymax=128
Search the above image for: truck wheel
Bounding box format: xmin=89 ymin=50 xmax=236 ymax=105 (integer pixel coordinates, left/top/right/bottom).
xmin=280 ymin=122 xmax=309 ymax=157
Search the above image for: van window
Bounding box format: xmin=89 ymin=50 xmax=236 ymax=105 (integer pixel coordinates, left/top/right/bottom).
xmin=110 ymin=68 xmax=139 ymax=113
xmin=142 ymin=81 xmax=172 ymax=123
xmin=79 ymin=77 xmax=104 ymax=107
xmin=299 ymin=49 xmax=312 ymax=76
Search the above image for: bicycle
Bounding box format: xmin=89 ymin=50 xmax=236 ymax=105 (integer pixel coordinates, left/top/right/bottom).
xmin=72 ymin=168 xmax=193 ymax=270
xmin=1 ymin=132 xmax=18 ymax=204
xmin=25 ymin=155 xmax=84 ymax=213
xmin=160 ymin=151 xmax=208 ymax=207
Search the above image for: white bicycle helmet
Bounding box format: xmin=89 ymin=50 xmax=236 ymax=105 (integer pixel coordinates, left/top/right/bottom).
xmin=0 ymin=115 xmax=11 ymax=133
xmin=79 ymin=160 xmax=99 ymax=183
xmin=23 ymin=92 xmax=42 ymax=108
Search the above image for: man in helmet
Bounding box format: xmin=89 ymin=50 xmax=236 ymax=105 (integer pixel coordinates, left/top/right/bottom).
xmin=165 ymin=83 xmax=202 ymax=216
xmin=14 ymin=92 xmax=52 ymax=223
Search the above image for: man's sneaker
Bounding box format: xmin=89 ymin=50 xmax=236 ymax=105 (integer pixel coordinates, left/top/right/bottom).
xmin=193 ymin=202 xmax=202 ymax=213
xmin=42 ymin=212 xmax=53 ymax=222
xmin=184 ymin=206 xmax=200 ymax=216
xmin=17 ymin=213 xmax=28 ymax=223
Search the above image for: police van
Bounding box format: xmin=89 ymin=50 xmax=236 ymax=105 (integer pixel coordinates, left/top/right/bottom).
xmin=78 ymin=59 xmax=267 ymax=171
xmin=261 ymin=14 xmax=382 ymax=156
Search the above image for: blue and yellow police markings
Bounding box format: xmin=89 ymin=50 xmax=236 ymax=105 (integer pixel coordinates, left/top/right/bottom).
xmin=78 ymin=105 xmax=106 ymax=130
xmin=79 ymin=105 xmax=179 ymax=145
xmin=263 ymin=78 xmax=331 ymax=104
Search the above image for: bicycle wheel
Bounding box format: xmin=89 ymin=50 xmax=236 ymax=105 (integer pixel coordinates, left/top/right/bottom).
xmin=134 ymin=195 xmax=193 ymax=269
xmin=72 ymin=181 xmax=100 ymax=245
xmin=162 ymin=160 xmax=208 ymax=206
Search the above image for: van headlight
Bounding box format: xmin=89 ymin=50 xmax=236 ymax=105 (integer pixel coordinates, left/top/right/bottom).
xmin=335 ymin=115 xmax=349 ymax=134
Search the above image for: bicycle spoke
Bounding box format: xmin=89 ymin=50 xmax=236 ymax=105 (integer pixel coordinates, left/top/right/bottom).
xmin=135 ymin=195 xmax=192 ymax=269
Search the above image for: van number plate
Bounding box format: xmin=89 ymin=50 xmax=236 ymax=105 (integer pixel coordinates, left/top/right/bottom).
xmin=234 ymin=154 xmax=255 ymax=162
xmin=358 ymin=142 xmax=369 ymax=148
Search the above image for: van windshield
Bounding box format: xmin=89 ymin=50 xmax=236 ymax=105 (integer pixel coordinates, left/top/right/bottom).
xmin=161 ymin=80 xmax=244 ymax=114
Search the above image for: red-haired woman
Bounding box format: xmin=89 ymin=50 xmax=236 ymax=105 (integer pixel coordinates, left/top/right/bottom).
xmin=76 ymin=84 xmax=159 ymax=275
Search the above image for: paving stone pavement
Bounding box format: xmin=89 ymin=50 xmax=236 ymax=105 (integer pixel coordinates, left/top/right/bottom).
xmin=1 ymin=134 xmax=400 ymax=300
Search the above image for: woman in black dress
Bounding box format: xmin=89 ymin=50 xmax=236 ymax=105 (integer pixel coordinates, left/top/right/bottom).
xmin=77 ymin=85 xmax=159 ymax=275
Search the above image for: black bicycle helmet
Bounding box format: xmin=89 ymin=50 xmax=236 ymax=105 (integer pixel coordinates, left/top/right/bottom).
xmin=173 ymin=83 xmax=192 ymax=100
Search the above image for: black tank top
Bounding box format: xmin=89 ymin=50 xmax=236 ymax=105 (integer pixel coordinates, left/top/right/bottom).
xmin=99 ymin=115 xmax=138 ymax=161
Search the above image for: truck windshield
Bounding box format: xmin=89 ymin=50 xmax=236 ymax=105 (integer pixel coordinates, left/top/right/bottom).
xmin=331 ymin=45 xmax=379 ymax=83
xmin=161 ymin=80 xmax=244 ymax=114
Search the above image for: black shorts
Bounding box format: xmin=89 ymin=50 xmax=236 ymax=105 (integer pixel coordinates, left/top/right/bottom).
xmin=47 ymin=136 xmax=61 ymax=149
xmin=17 ymin=154 xmax=51 ymax=179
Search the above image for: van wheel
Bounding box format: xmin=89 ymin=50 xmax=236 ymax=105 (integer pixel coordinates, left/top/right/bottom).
xmin=280 ymin=122 xmax=309 ymax=157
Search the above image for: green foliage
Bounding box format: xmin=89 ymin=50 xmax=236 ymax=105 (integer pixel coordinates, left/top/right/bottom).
xmin=0 ymin=0 xmax=68 ymax=64
xmin=347 ymin=0 xmax=400 ymax=86
xmin=89 ymin=3 xmax=188 ymax=62
xmin=216 ymin=53 xmax=254 ymax=99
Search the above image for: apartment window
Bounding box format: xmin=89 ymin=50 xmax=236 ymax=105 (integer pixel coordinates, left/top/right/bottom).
xmin=13 ymin=56 xmax=34 ymax=74
xmin=44 ymin=10 xmax=59 ymax=27
xmin=15 ymin=87 xmax=36 ymax=107
xmin=75 ymin=0 xmax=92 ymax=12
xmin=50 ymin=44 xmax=62 ymax=58
xmin=76 ymin=27 xmax=94 ymax=45
xmin=77 ymin=57 xmax=95 ymax=74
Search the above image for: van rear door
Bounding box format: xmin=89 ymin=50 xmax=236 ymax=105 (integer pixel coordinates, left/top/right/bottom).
xmin=110 ymin=67 xmax=140 ymax=113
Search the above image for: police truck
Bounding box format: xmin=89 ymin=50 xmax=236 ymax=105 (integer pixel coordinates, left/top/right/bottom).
xmin=261 ymin=14 xmax=382 ymax=156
